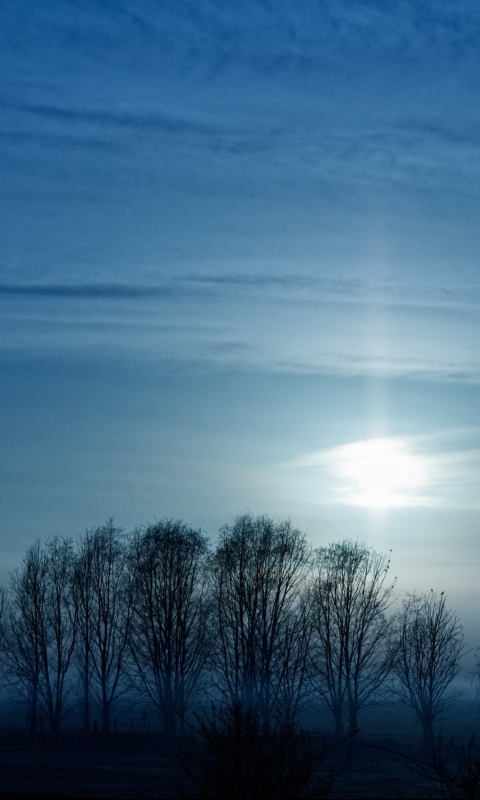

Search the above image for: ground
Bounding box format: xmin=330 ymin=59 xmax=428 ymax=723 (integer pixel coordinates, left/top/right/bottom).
xmin=0 ymin=731 xmax=434 ymax=799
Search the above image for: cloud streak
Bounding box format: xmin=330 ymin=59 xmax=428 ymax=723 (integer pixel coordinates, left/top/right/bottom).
xmin=1 ymin=275 xmax=479 ymax=309
xmin=2 ymin=277 xmax=480 ymax=382
xmin=2 ymin=1 xmax=480 ymax=386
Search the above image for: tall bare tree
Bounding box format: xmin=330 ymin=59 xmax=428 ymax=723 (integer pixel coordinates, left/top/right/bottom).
xmin=275 ymin=589 xmax=313 ymax=725
xmin=40 ymin=537 xmax=77 ymax=735
xmin=310 ymin=540 xmax=396 ymax=735
xmin=4 ymin=542 xmax=45 ymax=737
xmin=129 ymin=519 xmax=210 ymax=735
xmin=0 ymin=586 xmax=8 ymax=649
xmin=73 ymin=521 xmax=133 ymax=734
xmin=73 ymin=529 xmax=94 ymax=733
xmin=392 ymin=590 xmax=464 ymax=748
xmin=3 ymin=539 xmax=76 ymax=737
xmin=211 ymin=514 xmax=312 ymax=725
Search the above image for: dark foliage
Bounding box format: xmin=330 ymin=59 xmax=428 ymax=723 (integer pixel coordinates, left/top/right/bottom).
xmin=408 ymin=736 xmax=480 ymax=799
xmin=365 ymin=734 xmax=480 ymax=799
xmin=175 ymin=701 xmax=341 ymax=799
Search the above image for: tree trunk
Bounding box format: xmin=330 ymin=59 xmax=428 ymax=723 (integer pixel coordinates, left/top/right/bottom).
xmin=163 ymin=697 xmax=177 ymax=735
xmin=83 ymin=647 xmax=90 ymax=733
xmin=423 ymin=716 xmax=434 ymax=750
xmin=348 ymin=705 xmax=358 ymax=733
xmin=333 ymin=707 xmax=343 ymax=738
xmin=29 ymin=685 xmax=38 ymax=742
xmin=50 ymin=711 xmax=60 ymax=739
xmin=102 ymin=681 xmax=110 ymax=734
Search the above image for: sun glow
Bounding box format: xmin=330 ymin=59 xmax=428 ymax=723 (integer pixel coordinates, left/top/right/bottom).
xmin=327 ymin=437 xmax=431 ymax=508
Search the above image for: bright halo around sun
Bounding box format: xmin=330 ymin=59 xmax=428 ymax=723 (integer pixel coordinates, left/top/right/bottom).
xmin=326 ymin=437 xmax=431 ymax=509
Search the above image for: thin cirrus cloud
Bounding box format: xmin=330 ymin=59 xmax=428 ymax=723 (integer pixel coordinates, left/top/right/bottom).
xmin=1 ymin=276 xmax=480 ymax=382
xmin=1 ymin=274 xmax=479 ymax=306
xmin=5 ymin=99 xmax=480 ymax=200
xmin=289 ymin=434 xmax=480 ymax=510
xmin=5 ymin=1 xmax=476 ymax=73
xmin=3 ymin=1 xmax=480 ymax=298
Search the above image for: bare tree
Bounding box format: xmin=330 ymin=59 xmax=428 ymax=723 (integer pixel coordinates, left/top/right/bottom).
xmin=40 ymin=537 xmax=77 ymax=735
xmin=4 ymin=542 xmax=45 ymax=737
xmin=74 ymin=521 xmax=133 ymax=734
xmin=129 ymin=519 xmax=210 ymax=735
xmin=211 ymin=514 xmax=312 ymax=725
xmin=392 ymin=590 xmax=464 ymax=748
xmin=73 ymin=529 xmax=94 ymax=734
xmin=275 ymin=590 xmax=314 ymax=726
xmin=0 ymin=585 xmax=8 ymax=648
xmin=404 ymin=735 xmax=480 ymax=799
xmin=3 ymin=539 xmax=76 ymax=737
xmin=310 ymin=540 xmax=396 ymax=735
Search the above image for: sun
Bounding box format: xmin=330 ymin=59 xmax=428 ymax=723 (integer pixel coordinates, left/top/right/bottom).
xmin=328 ymin=437 xmax=431 ymax=509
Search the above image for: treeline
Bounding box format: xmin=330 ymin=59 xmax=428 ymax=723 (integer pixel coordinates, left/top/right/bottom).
xmin=0 ymin=514 xmax=466 ymax=746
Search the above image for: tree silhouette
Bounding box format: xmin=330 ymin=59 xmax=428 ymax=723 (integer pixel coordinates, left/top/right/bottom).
xmin=211 ymin=514 xmax=312 ymax=725
xmin=129 ymin=519 xmax=210 ymax=735
xmin=3 ymin=538 xmax=76 ymax=737
xmin=310 ymin=540 xmax=396 ymax=735
xmin=392 ymin=590 xmax=464 ymax=748
xmin=73 ymin=522 xmax=133 ymax=734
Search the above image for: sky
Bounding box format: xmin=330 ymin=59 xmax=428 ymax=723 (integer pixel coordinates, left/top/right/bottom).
xmin=1 ymin=1 xmax=480 ymax=636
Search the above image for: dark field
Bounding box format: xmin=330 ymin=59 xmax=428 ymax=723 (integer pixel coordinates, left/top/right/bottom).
xmin=0 ymin=731 xmax=447 ymax=799
xmin=0 ymin=734 xmax=178 ymax=799
xmin=0 ymin=700 xmax=478 ymax=798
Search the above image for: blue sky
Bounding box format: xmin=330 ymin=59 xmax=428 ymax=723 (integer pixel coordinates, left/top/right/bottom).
xmin=1 ymin=1 xmax=480 ymax=633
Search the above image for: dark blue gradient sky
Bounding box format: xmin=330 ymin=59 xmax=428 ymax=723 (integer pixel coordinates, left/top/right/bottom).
xmin=1 ymin=2 xmax=480 ymax=628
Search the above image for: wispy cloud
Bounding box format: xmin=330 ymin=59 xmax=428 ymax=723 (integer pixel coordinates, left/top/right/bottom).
xmin=120 ymin=1 xmax=480 ymax=74
xmin=2 ymin=277 xmax=480 ymax=382
xmin=2 ymin=1 xmax=480 ymax=385
xmin=4 ymin=101 xmax=217 ymax=135
xmin=1 ymin=274 xmax=479 ymax=309
xmin=1 ymin=98 xmax=284 ymax=159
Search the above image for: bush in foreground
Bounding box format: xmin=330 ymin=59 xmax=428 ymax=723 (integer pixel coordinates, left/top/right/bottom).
xmin=175 ymin=702 xmax=343 ymax=799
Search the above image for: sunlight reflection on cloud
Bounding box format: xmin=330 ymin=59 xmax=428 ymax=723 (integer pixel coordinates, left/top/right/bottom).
xmin=291 ymin=435 xmax=480 ymax=509
xmin=324 ymin=438 xmax=432 ymax=508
